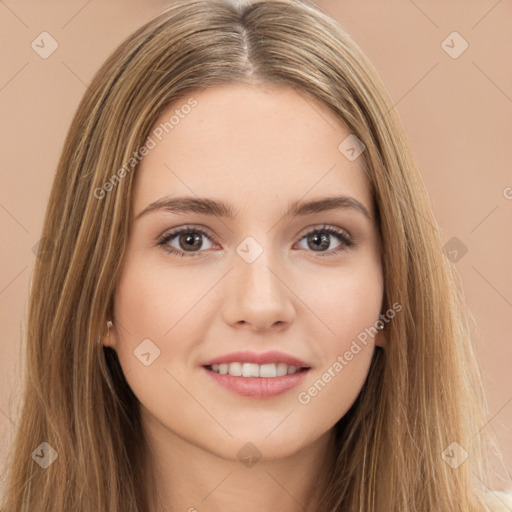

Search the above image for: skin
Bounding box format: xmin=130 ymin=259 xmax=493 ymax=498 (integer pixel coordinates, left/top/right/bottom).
xmin=106 ymin=84 xmax=386 ymax=512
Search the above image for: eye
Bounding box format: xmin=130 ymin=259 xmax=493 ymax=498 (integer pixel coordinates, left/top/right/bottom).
xmin=294 ymin=224 xmax=354 ymax=256
xmin=157 ymin=224 xmax=354 ymax=258
xmin=157 ymin=225 xmax=217 ymax=257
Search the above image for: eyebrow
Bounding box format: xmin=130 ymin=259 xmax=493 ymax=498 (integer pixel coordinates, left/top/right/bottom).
xmin=135 ymin=195 xmax=373 ymax=222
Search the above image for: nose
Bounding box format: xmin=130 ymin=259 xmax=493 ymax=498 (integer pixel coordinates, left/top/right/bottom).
xmin=222 ymin=252 xmax=296 ymax=332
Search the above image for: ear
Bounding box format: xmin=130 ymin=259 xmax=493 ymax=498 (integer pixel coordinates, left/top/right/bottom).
xmin=102 ymin=321 xmax=117 ymax=349
xmin=374 ymin=328 xmax=387 ymax=349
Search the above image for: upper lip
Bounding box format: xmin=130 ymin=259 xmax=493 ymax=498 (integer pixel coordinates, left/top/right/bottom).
xmin=201 ymin=350 xmax=311 ymax=368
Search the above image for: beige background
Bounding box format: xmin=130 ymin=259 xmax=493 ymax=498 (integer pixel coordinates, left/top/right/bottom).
xmin=1 ymin=0 xmax=511 ymax=492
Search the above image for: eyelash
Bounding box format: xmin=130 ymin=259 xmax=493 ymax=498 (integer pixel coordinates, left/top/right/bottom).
xmin=157 ymin=224 xmax=354 ymax=258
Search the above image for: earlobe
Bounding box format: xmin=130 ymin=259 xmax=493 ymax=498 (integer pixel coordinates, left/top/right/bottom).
xmin=101 ymin=320 xmax=116 ymax=349
xmin=375 ymin=329 xmax=387 ymax=349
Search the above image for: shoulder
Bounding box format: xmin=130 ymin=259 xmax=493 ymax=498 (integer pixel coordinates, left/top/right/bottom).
xmin=484 ymin=490 xmax=512 ymax=511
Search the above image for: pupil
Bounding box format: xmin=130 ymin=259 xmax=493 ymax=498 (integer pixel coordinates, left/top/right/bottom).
xmin=310 ymin=233 xmax=329 ymax=251
xmin=181 ymin=233 xmax=202 ymax=250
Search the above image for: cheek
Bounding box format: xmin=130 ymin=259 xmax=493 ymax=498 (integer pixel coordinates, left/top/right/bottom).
xmin=114 ymin=252 xmax=209 ymax=340
xmin=299 ymin=254 xmax=383 ymax=344
xmin=111 ymin=255 xmax=183 ymax=374
xmin=111 ymin=253 xmax=217 ymax=387
xmin=296 ymin=347 xmax=374 ymax=434
xmin=110 ymin=259 xmax=199 ymax=422
xmin=293 ymin=257 xmax=382 ymax=420
xmin=295 ymin=292 xmax=379 ymax=428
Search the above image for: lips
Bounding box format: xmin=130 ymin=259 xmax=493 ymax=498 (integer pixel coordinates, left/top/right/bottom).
xmin=201 ymin=349 xmax=311 ymax=368
xmin=201 ymin=350 xmax=312 ymax=399
xmin=204 ymin=367 xmax=310 ymax=398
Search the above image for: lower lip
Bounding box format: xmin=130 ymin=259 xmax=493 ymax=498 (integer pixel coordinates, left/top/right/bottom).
xmin=202 ymin=366 xmax=310 ymax=399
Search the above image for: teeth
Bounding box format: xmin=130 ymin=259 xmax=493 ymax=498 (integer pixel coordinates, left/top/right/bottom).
xmin=276 ymin=363 xmax=288 ymax=376
xmin=209 ymin=362 xmax=304 ymax=377
xmin=242 ymin=362 xmax=260 ymax=377
xmin=259 ymin=364 xmax=277 ymax=378
xmin=228 ymin=362 xmax=242 ymax=376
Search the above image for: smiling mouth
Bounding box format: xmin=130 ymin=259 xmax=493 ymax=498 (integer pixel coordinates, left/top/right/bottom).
xmin=204 ymin=362 xmax=310 ymax=378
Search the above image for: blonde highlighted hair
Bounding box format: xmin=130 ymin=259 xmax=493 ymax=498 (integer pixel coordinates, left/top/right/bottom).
xmin=2 ymin=0 xmax=508 ymax=510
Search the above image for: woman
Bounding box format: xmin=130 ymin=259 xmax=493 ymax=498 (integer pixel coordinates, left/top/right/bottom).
xmin=3 ymin=0 xmax=511 ymax=510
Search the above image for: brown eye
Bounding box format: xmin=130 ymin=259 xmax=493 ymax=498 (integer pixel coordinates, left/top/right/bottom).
xmin=158 ymin=227 xmax=216 ymax=257
xmin=295 ymin=225 xmax=353 ymax=256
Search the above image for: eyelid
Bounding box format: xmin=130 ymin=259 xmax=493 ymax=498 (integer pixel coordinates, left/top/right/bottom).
xmin=293 ymin=224 xmax=354 ymax=257
xmin=295 ymin=223 xmax=352 ymax=243
xmin=156 ymin=224 xmax=220 ymax=257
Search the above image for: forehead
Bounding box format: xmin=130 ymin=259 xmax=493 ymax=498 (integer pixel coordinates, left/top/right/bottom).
xmin=132 ymin=84 xmax=372 ymax=219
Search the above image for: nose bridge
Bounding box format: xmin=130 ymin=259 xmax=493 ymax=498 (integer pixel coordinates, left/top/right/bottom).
xmin=236 ymin=238 xmax=286 ymax=303
xmin=222 ymin=235 xmax=295 ymax=329
xmin=239 ymin=253 xmax=280 ymax=300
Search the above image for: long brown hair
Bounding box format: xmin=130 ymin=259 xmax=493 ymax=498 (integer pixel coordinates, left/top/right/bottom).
xmin=2 ymin=0 xmax=507 ymax=510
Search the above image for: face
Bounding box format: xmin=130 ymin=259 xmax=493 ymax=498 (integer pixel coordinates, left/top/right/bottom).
xmin=107 ymin=84 xmax=385 ymax=461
